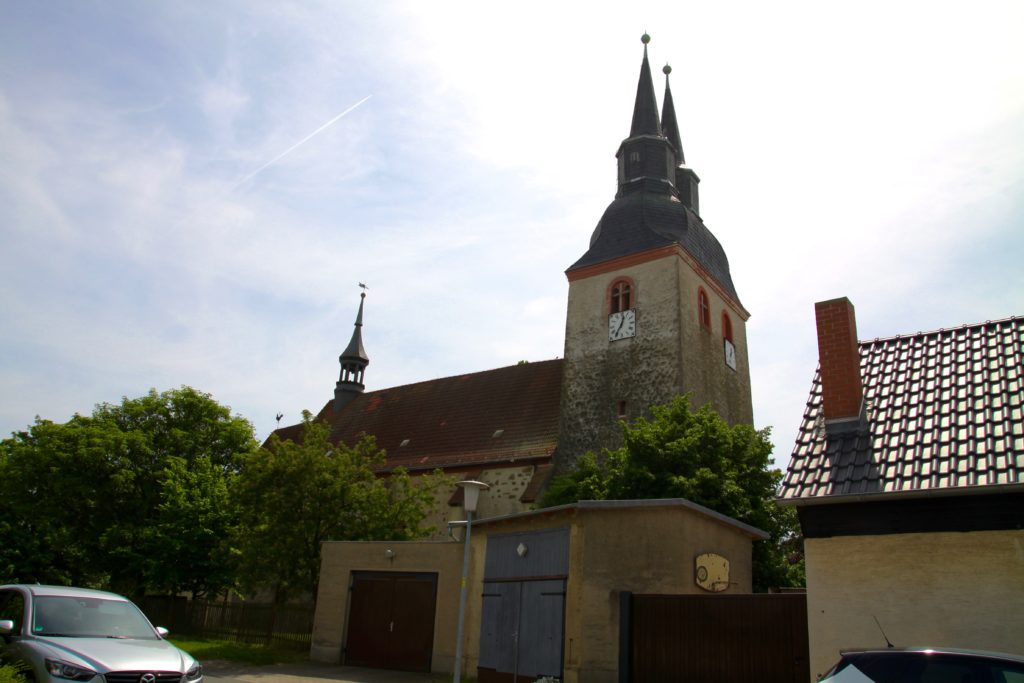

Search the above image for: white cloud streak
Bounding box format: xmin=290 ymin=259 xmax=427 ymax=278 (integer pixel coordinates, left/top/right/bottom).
xmin=231 ymin=94 xmax=373 ymax=190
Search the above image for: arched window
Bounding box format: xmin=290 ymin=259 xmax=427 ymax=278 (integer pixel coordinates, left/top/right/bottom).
xmin=697 ymin=288 xmax=711 ymax=330
xmin=721 ymin=311 xmax=734 ymax=343
xmin=609 ymin=279 xmax=633 ymax=314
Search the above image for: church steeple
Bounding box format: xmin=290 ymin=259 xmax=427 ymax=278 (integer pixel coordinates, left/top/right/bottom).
xmin=662 ymin=63 xmax=700 ymax=214
xmin=660 ymin=64 xmax=683 ymax=163
xmin=334 ymin=291 xmax=369 ymax=412
xmin=616 ymin=34 xmax=678 ymax=198
xmin=629 ymin=34 xmax=661 ymax=137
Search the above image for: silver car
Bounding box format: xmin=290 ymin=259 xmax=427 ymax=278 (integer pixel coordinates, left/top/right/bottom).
xmin=0 ymin=585 xmax=202 ymax=683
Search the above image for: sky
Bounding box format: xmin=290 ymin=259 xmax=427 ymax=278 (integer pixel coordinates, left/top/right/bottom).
xmin=2 ymin=1 xmax=1022 ymax=475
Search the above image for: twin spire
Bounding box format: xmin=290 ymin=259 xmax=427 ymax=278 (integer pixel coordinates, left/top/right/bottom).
xmin=617 ymin=33 xmax=699 ymax=211
xmin=629 ymin=33 xmax=684 ymax=158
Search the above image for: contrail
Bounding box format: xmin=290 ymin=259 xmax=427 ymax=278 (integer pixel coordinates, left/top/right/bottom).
xmin=232 ymin=94 xmax=372 ymax=190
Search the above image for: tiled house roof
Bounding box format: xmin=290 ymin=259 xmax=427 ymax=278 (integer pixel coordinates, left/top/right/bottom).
xmin=779 ymin=316 xmax=1024 ymax=502
xmin=272 ymin=359 xmax=563 ymax=474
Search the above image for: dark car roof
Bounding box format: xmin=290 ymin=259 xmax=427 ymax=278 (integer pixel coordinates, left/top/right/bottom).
xmin=842 ymin=647 xmax=1024 ymax=665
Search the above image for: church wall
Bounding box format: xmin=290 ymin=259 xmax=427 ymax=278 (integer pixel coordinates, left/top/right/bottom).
xmin=674 ymin=256 xmax=754 ymax=426
xmin=415 ymin=464 xmax=540 ymax=539
xmin=559 ymin=254 xmax=686 ymax=466
xmin=559 ymin=250 xmax=754 ymax=470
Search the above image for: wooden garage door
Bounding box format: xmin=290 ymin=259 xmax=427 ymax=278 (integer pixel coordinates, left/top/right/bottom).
xmin=478 ymin=528 xmax=569 ymax=683
xmin=345 ymin=571 xmax=437 ymax=672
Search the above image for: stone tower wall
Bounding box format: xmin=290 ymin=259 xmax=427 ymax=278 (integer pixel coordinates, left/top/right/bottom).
xmin=558 ymin=250 xmax=753 ymax=469
xmin=674 ymin=253 xmax=754 ymax=427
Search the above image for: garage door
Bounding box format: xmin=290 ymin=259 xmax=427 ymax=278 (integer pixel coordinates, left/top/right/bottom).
xmin=344 ymin=571 xmax=438 ymax=672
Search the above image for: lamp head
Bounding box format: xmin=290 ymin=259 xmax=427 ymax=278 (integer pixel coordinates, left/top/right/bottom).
xmin=456 ymin=479 xmax=490 ymax=513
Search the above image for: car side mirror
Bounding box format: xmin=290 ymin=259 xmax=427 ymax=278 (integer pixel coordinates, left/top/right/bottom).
xmin=0 ymin=619 xmax=13 ymax=638
xmin=155 ymin=626 xmax=169 ymax=638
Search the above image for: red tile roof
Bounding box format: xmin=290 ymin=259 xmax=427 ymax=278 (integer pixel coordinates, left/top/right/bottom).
xmin=274 ymin=360 xmax=563 ymax=473
xmin=780 ymin=316 xmax=1024 ymax=502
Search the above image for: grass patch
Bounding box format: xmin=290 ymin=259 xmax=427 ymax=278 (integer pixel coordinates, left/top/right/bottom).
xmin=0 ymin=663 xmax=28 ymax=683
xmin=168 ymin=638 xmax=308 ymax=666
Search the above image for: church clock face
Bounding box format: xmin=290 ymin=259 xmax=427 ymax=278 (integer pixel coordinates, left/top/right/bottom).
xmin=608 ymin=308 xmax=636 ymax=341
xmin=724 ymin=339 xmax=737 ymax=370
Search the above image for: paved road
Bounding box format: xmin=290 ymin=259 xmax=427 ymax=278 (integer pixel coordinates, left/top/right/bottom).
xmin=203 ymin=660 xmax=444 ymax=683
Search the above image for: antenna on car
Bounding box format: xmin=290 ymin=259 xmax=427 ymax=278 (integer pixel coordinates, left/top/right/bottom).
xmin=872 ymin=615 xmax=895 ymax=649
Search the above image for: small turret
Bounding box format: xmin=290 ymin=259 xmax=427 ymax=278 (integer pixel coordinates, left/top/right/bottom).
xmin=334 ymin=291 xmax=369 ymax=412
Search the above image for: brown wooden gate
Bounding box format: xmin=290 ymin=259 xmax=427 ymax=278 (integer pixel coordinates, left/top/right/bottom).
xmin=621 ymin=592 xmax=809 ymax=683
xmin=345 ymin=571 xmax=437 ymax=672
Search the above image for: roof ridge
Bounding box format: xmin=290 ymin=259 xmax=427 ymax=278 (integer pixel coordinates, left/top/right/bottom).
xmin=348 ymin=357 xmax=564 ymax=395
xmin=860 ymin=314 xmax=1022 ymax=346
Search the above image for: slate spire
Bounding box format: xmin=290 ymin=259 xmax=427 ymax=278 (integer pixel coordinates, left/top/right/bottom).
xmin=334 ymin=291 xmax=369 ymax=411
xmin=660 ymin=64 xmax=684 ymax=164
xmin=629 ymin=33 xmax=662 ymax=137
xmin=616 ymin=34 xmax=677 ymax=199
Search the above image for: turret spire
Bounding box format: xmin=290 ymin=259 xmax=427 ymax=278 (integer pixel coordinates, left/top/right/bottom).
xmin=334 ymin=290 xmax=369 ymax=412
xmin=660 ymin=64 xmax=684 ymax=164
xmin=616 ymin=34 xmax=678 ymax=198
xmin=629 ymin=33 xmax=661 ymax=137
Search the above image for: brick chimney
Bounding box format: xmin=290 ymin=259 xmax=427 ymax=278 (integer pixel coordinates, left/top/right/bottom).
xmin=814 ymin=297 xmax=864 ymax=430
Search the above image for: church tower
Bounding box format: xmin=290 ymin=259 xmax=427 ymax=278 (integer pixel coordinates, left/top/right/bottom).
xmin=557 ymin=35 xmax=753 ymax=464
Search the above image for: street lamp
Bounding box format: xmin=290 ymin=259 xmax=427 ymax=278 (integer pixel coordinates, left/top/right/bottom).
xmin=453 ymin=479 xmax=489 ymax=683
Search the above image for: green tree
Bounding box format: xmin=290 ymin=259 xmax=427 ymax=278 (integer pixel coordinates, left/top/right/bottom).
xmin=541 ymin=395 xmax=803 ymax=591
xmin=0 ymin=415 xmax=124 ymax=587
xmin=233 ymin=412 xmax=448 ymax=603
xmin=0 ymin=387 xmax=257 ymax=597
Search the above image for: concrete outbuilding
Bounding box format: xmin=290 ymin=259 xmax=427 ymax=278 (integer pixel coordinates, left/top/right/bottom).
xmin=311 ymin=499 xmax=766 ymax=682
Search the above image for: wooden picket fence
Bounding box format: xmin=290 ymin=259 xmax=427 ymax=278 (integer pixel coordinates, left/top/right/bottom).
xmin=137 ymin=596 xmax=315 ymax=651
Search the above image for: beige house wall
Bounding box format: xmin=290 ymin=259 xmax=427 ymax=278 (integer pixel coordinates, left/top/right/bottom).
xmin=568 ymin=506 xmax=754 ymax=683
xmin=310 ymin=540 xmax=463 ymax=673
xmin=805 ymin=530 xmax=1024 ymax=679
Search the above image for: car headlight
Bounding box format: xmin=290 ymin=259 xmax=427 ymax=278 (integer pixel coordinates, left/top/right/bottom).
xmin=44 ymin=659 xmax=97 ymax=681
xmin=185 ymin=664 xmax=202 ymax=682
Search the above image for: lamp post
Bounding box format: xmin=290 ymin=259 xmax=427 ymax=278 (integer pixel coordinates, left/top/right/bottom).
xmin=453 ymin=479 xmax=489 ymax=683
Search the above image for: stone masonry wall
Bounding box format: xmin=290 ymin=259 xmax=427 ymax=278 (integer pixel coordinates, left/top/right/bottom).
xmin=558 ymin=251 xmax=753 ymax=471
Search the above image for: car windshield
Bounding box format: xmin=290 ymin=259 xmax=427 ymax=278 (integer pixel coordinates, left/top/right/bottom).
xmin=31 ymin=595 xmax=158 ymax=639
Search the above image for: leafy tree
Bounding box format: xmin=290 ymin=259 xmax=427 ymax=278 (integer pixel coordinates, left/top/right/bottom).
xmin=233 ymin=412 xmax=448 ymax=603
xmin=541 ymin=395 xmax=803 ymax=591
xmin=0 ymin=415 xmax=124 ymax=588
xmin=0 ymin=387 xmax=257 ymax=597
